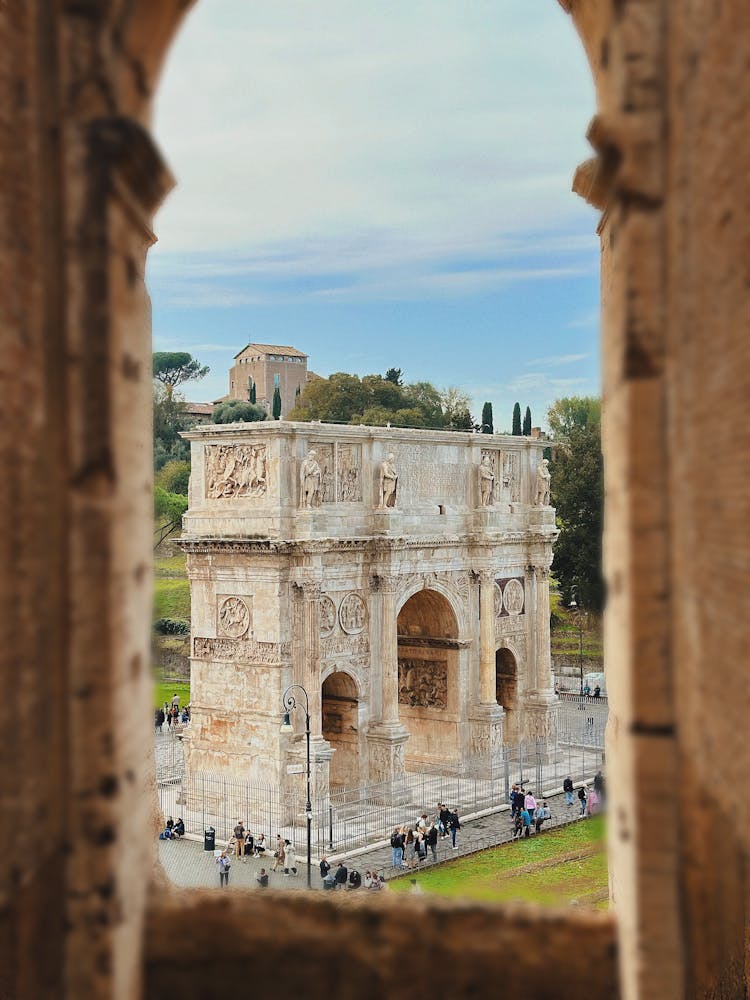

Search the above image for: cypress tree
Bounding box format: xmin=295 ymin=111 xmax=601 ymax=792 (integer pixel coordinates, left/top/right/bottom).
xmin=272 ymin=386 xmax=282 ymax=420
xmin=249 ymin=380 xmax=256 ymax=404
xmin=523 ymin=406 xmax=532 ymax=435
xmin=481 ymin=402 xmax=493 ymax=434
xmin=512 ymin=402 xmax=522 ymax=436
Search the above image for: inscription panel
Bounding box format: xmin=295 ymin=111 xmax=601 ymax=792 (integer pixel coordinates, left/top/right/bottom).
xmin=398 ymin=658 xmax=448 ymax=709
xmin=394 ymin=444 xmax=466 ymax=505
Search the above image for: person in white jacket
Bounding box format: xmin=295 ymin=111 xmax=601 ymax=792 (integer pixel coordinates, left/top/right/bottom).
xmin=283 ymin=840 xmax=297 ymax=876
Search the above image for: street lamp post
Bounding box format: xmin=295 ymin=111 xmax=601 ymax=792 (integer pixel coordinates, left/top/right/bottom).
xmin=280 ymin=684 xmax=313 ymax=889
xmin=569 ymin=597 xmax=585 ymax=695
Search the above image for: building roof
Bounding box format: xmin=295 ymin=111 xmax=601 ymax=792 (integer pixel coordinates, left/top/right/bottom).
xmin=185 ymin=402 xmax=214 ymax=416
xmin=234 ymin=343 xmax=308 ymax=360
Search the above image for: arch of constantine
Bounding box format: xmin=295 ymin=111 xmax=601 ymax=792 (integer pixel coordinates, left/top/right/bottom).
xmin=180 ymin=423 xmax=558 ymax=792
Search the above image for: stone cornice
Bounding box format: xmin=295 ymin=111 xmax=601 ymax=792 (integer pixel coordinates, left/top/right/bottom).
xmin=178 ymin=532 xmax=557 ymax=556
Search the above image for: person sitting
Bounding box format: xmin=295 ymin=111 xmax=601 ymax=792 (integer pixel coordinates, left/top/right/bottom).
xmin=172 ymin=818 xmax=185 ymax=839
xmin=256 ymin=868 xmax=269 ymax=888
xmin=244 ymin=830 xmax=254 ymax=859
xmin=161 ymin=816 xmax=174 ymax=840
xmin=254 ymin=833 xmax=267 ymax=855
xmin=368 ymin=872 xmax=383 ymax=890
xmin=347 ymin=869 xmax=362 ymax=890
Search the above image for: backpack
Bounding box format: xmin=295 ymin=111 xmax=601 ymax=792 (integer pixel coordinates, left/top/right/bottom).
xmin=390 ymin=833 xmax=401 ymax=848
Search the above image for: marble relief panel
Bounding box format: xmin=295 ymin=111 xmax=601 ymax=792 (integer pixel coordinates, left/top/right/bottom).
xmin=337 ymin=444 xmax=362 ymax=502
xmin=310 ymin=443 xmax=335 ymax=503
xmin=398 ymin=658 xmax=448 ymax=709
xmin=205 ymin=444 xmax=268 ymax=499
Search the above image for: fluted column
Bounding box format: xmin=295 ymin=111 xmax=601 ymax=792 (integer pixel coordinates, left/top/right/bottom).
xmin=480 ymin=571 xmax=497 ymax=705
xmin=301 ymin=583 xmax=322 ymax=737
xmin=380 ymin=578 xmax=399 ymax=725
xmin=534 ymin=566 xmax=553 ymax=692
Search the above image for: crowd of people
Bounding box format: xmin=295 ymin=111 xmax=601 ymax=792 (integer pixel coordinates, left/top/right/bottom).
xmin=319 ymin=856 xmax=386 ymax=891
xmin=388 ymin=804 xmax=462 ymax=869
xmin=154 ymin=692 xmax=190 ymax=732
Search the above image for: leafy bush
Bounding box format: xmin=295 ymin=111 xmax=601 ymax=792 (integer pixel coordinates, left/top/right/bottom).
xmin=154 ymin=617 xmax=190 ymax=635
xmin=155 ymin=459 xmax=190 ymax=495
xmin=212 ymin=400 xmax=268 ymax=424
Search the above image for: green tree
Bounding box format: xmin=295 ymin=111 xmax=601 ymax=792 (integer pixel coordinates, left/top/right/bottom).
xmin=272 ymin=386 xmax=282 ymax=419
xmin=154 ymin=486 xmax=188 ymax=526
xmin=385 ymin=368 xmax=404 ymax=386
xmin=249 ymin=380 xmax=257 ymax=404
xmin=212 ymin=400 xmax=267 ymax=424
xmin=512 ymin=402 xmax=522 ymax=435
xmin=548 ymin=396 xmax=603 ymax=612
xmin=523 ymin=406 xmax=532 ymax=436
xmin=152 ymin=352 xmax=209 ymax=400
xmin=481 ymin=402 xmax=494 ymax=434
xmin=153 ymin=385 xmax=190 ymax=470
xmin=155 ymin=459 xmax=190 ymax=495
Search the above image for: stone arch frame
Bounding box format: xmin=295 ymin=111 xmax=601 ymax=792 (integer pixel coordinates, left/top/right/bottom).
xmin=6 ymin=2 xmax=750 ymax=999
xmin=396 ymin=577 xmax=469 ymax=642
xmin=321 ymin=668 xmax=362 ymax=788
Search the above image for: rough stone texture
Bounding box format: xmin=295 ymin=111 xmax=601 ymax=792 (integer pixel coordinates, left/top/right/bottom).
xmin=2 ymin=1 xmax=750 ymax=998
xmin=179 ymin=423 xmax=558 ymax=788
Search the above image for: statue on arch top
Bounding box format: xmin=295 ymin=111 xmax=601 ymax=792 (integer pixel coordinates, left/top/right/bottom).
xmin=534 ymin=458 xmax=551 ymax=507
xmin=478 ymin=454 xmax=495 ymax=506
xmin=300 ymin=450 xmax=322 ymax=508
xmin=378 ymin=453 xmax=398 ymax=509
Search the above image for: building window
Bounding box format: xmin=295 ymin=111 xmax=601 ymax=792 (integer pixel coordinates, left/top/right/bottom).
xmin=274 ymin=373 xmax=280 ymax=388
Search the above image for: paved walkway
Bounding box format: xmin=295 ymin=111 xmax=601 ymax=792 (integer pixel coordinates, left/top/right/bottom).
xmin=159 ymin=786 xmax=597 ymax=892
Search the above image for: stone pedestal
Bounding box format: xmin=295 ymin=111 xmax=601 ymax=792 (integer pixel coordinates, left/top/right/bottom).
xmin=522 ymin=691 xmax=560 ymax=758
xmin=468 ymin=703 xmax=505 ymax=775
xmin=366 ymin=726 xmax=410 ymax=785
xmin=372 ymin=509 xmax=404 ymax=536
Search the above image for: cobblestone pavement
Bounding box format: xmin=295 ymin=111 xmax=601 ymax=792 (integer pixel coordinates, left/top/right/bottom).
xmin=159 ymin=785 xmax=597 ymax=892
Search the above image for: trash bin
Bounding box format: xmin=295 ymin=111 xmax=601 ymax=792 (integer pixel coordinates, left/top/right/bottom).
xmin=204 ymin=826 xmax=215 ymax=852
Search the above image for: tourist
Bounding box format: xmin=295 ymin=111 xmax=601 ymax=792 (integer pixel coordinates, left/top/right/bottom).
xmin=320 ymin=855 xmax=331 ymax=880
xmin=347 ymin=869 xmax=362 ymax=890
xmin=164 ymin=816 xmax=174 ymax=839
xmin=322 ymin=871 xmax=336 ymax=891
xmin=254 ymin=833 xmax=267 ymax=855
xmin=216 ymin=849 xmax=231 ymax=888
xmin=244 ymin=829 xmax=254 ymax=858
xmin=512 ymin=812 xmax=524 ymax=840
xmin=534 ymin=801 xmax=551 ymax=833
xmin=439 ymin=804 xmax=451 ymax=838
xmin=271 ymin=835 xmax=285 ymax=871
xmin=511 ymin=785 xmax=525 ymax=818
xmin=593 ymin=770 xmax=605 ymax=805
xmin=368 ymin=871 xmax=384 ymax=891
xmin=180 ymin=707 xmax=189 ymax=723
xmin=390 ymin=827 xmax=405 ymax=868
xmin=256 ymin=868 xmax=269 ymax=888
xmin=171 ymin=692 xmax=180 ymax=709
xmin=578 ymin=785 xmax=588 ymax=817
xmin=165 ymin=702 xmax=172 ymax=729
xmin=448 ymin=808 xmax=461 ymax=849
xmin=233 ymin=820 xmax=246 ymax=860
xmin=283 ymin=839 xmax=297 ymax=876
xmin=524 ymin=789 xmax=537 ymax=819
xmin=363 ymin=870 xmax=372 ymax=888
xmin=587 ymin=787 xmax=600 ymax=816
xmin=415 ymin=830 xmax=427 ymax=867
xmin=593 ymin=684 xmax=601 ymax=698
xmin=404 ymin=828 xmax=415 ymax=866
xmin=520 ymin=806 xmax=532 ymax=838
xmin=172 ymin=817 xmax=185 ymax=839
xmin=334 ymin=862 xmax=348 ymax=889
xmin=425 ymin=823 xmax=438 ymax=861
xmin=155 ymin=707 xmax=164 ymax=733
xmin=171 ymin=705 xmax=179 ymax=727
xmin=563 ymin=776 xmax=575 ymax=807
xmin=416 ymin=813 xmax=429 ymax=832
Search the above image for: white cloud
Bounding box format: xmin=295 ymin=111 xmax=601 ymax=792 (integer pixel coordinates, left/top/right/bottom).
xmin=525 ymin=353 xmax=590 ymax=368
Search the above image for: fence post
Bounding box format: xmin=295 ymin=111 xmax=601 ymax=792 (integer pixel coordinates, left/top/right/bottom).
xmin=329 ymin=804 xmax=333 ymax=851
xmin=535 ymin=739 xmax=543 ymax=794
xmin=503 ymin=747 xmax=510 ymax=803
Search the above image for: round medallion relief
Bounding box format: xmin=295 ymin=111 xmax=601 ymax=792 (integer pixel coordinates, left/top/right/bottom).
xmin=218 ymin=596 xmax=251 ymax=638
xmin=339 ymin=592 xmax=368 ymax=634
xmin=503 ymin=579 xmax=524 ymax=615
xmin=494 ymin=582 xmax=504 ymax=617
xmin=320 ymin=595 xmax=337 ymax=638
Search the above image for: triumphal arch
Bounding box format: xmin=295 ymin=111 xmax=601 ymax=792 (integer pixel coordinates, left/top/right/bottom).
xmin=179 ymin=422 xmax=558 ymax=792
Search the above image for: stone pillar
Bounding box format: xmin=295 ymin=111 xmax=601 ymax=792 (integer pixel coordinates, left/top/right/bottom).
xmin=479 ymin=571 xmax=497 ymax=705
xmin=367 ymin=575 xmax=409 ymax=783
xmin=301 ymin=583 xmax=323 ymax=738
xmin=534 ymin=566 xmax=553 ymax=693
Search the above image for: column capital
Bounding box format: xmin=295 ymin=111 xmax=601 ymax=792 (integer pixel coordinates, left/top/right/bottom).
xmin=371 ymin=573 xmax=397 ymax=595
xmin=295 ymin=580 xmax=322 ymax=601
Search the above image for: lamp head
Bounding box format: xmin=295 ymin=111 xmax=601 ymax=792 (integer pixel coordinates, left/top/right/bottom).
xmin=280 ymin=711 xmax=293 ymax=734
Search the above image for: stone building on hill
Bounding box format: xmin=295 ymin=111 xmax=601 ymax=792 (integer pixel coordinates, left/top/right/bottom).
xmin=225 ymin=342 xmax=310 ymax=416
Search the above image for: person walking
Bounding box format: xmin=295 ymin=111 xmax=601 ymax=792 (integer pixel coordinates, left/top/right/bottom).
xmin=448 ymin=808 xmax=461 ymax=849
xmin=390 ymin=828 xmax=404 ymax=868
xmin=524 ymin=790 xmax=537 ymax=820
xmin=587 ymin=787 xmax=600 ymax=816
xmin=271 ymin=835 xmax=285 ymax=872
xmin=439 ymin=804 xmax=451 ymax=838
xmin=233 ymin=820 xmax=246 ymax=861
xmin=216 ymin=850 xmax=231 ymax=888
xmin=520 ymin=806 xmax=532 ymax=838
xmin=425 ymin=823 xmax=438 ymax=862
xmin=511 ymin=785 xmax=525 ymax=818
xmin=578 ymin=785 xmax=588 ymax=817
xmin=283 ymin=839 xmax=297 ymax=876
xmin=563 ymin=776 xmax=574 ymax=807
xmin=594 ymin=770 xmax=606 ymax=806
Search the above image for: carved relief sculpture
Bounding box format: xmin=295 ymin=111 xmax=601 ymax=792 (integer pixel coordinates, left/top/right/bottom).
xmin=398 ymin=658 xmax=448 ymax=709
xmin=494 ymin=582 xmax=504 ymax=618
xmin=315 ymin=444 xmax=336 ymax=503
xmin=205 ymin=444 xmax=267 ymax=499
xmin=378 ymin=453 xmax=398 ymax=508
xmin=337 ymin=444 xmax=362 ymax=502
xmin=535 ymin=458 xmax=551 ymax=507
xmin=478 ymin=454 xmax=496 ymax=506
xmin=218 ymin=596 xmax=251 ymax=638
xmin=299 ymin=450 xmax=322 ymax=508
xmin=503 ymin=451 xmax=520 ymax=503
xmin=339 ymin=593 xmax=368 ymax=634
xmin=503 ymin=578 xmax=525 ymax=615
xmin=320 ymin=595 xmax=337 ymax=637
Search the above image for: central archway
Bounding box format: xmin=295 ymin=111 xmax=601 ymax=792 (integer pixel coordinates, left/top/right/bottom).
xmin=397 ymin=589 xmax=461 ymax=768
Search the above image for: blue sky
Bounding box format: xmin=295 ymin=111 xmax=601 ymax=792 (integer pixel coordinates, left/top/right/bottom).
xmin=149 ymin=0 xmax=600 ymax=430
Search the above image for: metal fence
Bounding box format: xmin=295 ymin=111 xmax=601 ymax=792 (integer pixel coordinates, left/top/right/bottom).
xmin=156 ymin=728 xmax=606 ymax=857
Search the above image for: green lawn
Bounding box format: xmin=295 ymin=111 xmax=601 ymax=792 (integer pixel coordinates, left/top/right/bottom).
xmin=390 ymin=817 xmax=607 ymax=909
xmin=155 ymin=552 xmax=188 ymax=577
xmin=153 ymin=578 xmax=191 ymax=620
xmin=154 ymin=680 xmax=191 ymax=710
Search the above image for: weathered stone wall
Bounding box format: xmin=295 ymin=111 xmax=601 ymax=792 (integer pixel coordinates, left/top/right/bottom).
xmin=3 ymin=1 xmax=750 ymax=999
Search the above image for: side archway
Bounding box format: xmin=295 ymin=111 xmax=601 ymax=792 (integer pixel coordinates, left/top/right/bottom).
xmin=495 ymin=645 xmax=519 ymax=743
xmin=321 ymin=671 xmax=360 ymax=788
